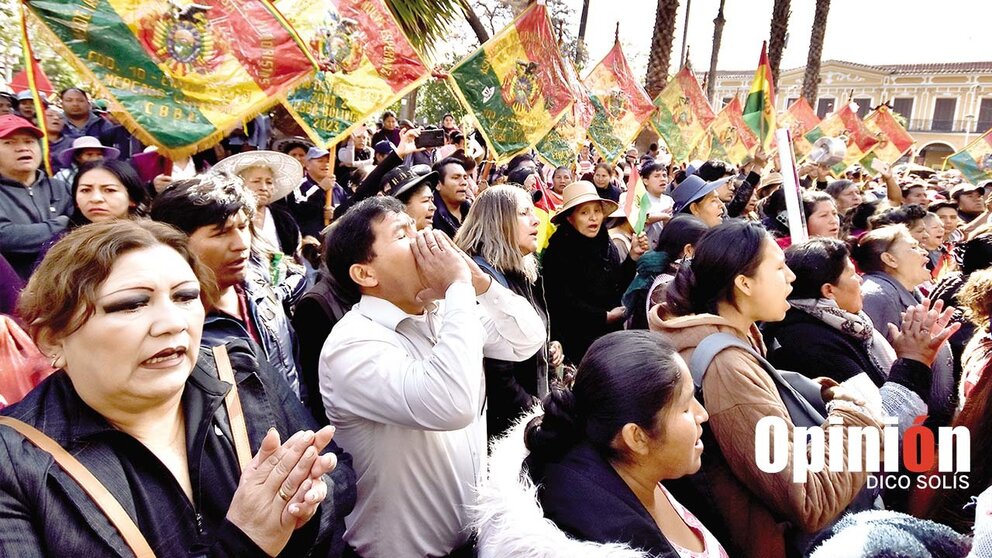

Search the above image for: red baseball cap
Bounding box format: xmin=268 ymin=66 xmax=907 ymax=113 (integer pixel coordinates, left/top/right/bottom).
xmin=0 ymin=115 xmax=43 ymax=139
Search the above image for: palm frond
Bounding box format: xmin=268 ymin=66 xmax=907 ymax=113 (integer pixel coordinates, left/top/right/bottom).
xmin=384 ymin=0 xmax=469 ymax=56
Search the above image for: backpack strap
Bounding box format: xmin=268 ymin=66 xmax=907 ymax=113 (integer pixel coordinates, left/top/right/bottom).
xmin=688 ymin=332 xmax=826 ymax=427
xmin=212 ymin=344 xmax=253 ymax=473
xmin=0 ymin=416 xmax=156 ymax=558
xmin=471 ymin=256 xmax=509 ymax=289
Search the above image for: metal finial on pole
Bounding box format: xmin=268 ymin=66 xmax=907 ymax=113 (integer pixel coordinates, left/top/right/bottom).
xmin=615 ymin=22 xmax=619 ymax=44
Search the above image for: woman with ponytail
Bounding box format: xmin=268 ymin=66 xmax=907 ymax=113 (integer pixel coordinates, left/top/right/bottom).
xmin=649 ymin=220 xmax=885 ymax=558
xmin=474 ymin=330 xmax=725 ymax=558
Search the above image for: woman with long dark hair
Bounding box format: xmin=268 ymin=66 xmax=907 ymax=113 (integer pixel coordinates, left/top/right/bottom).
xmin=475 ymin=330 xmax=725 ymax=557
xmin=623 ymin=215 xmax=709 ymax=329
xmin=71 ymin=159 xmax=151 ymax=225
xmin=649 ymin=220 xmax=882 ymax=558
xmin=542 ymin=182 xmax=647 ymax=364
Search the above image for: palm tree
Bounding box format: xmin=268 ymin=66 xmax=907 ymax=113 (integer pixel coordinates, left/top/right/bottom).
xmin=704 ymin=0 xmax=726 ymax=104
xmin=576 ymin=0 xmax=590 ymax=65
xmin=644 ymin=0 xmax=680 ymax=98
xmin=767 ymin=0 xmax=790 ymax=85
xmin=801 ymin=0 xmax=830 ymax=106
xmin=385 ymin=0 xmax=475 ymax=54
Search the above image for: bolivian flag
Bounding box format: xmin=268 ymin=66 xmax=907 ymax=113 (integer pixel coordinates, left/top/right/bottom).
xmin=535 ymin=88 xmax=594 ymax=168
xmin=651 ymin=66 xmax=715 ymax=163
xmin=698 ymin=97 xmax=757 ymax=165
xmin=805 ymin=103 xmax=879 ymax=177
xmin=24 ymin=0 xmax=316 ymax=159
xmin=741 ymin=41 xmax=776 ymax=152
xmin=584 ymin=40 xmax=655 ymax=164
xmin=275 ymin=0 xmax=431 ymax=148
xmin=948 ymin=129 xmax=992 ymax=185
xmin=449 ymin=3 xmax=575 ymax=161
xmin=860 ymin=105 xmax=915 ymax=168
xmin=777 ymin=98 xmax=820 ymax=159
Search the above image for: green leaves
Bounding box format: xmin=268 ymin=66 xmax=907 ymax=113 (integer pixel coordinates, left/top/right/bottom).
xmin=384 ymin=0 xmax=470 ymax=55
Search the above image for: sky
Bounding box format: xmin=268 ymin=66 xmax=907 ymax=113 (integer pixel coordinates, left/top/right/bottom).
xmin=573 ymin=0 xmax=992 ymax=79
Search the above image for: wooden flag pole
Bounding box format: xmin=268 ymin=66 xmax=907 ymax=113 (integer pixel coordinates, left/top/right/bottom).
xmin=324 ymin=147 xmax=337 ymax=226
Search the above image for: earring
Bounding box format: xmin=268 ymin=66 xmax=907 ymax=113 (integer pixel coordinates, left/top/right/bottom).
xmin=50 ymin=355 xmax=64 ymax=369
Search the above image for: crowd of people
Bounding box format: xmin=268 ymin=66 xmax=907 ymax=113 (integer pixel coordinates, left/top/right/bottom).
xmin=2 ymin=85 xmax=992 ymax=558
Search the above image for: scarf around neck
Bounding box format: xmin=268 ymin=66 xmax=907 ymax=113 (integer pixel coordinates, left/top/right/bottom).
xmin=789 ymin=298 xmax=896 ymax=382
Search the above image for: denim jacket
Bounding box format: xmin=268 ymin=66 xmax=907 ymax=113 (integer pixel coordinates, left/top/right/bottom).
xmin=203 ymin=256 xmax=308 ymax=399
xmin=0 ymin=339 xmax=357 ymax=557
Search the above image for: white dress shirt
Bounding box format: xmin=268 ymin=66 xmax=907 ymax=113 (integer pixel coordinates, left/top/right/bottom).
xmin=319 ymin=281 xmax=546 ymax=558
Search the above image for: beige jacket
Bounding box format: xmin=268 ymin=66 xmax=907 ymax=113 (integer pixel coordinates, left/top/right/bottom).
xmin=648 ymin=310 xmax=882 ymax=558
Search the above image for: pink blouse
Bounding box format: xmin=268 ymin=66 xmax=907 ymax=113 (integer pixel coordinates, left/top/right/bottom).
xmin=661 ymin=485 xmax=729 ymax=558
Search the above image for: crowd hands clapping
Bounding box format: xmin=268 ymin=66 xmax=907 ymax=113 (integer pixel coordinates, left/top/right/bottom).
xmin=2 ymin=92 xmax=992 ymax=558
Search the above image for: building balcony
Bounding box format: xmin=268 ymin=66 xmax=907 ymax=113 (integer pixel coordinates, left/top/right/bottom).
xmin=906 ymin=118 xmax=992 ymax=133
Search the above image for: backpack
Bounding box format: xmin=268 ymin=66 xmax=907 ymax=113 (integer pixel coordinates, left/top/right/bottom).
xmin=666 ymin=332 xmax=875 ymax=557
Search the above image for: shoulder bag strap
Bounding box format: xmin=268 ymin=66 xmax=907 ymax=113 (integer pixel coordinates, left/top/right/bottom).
xmin=689 ymin=332 xmax=826 ymax=426
xmin=0 ymin=416 xmax=156 ymax=558
xmin=212 ymin=345 xmax=253 ymax=472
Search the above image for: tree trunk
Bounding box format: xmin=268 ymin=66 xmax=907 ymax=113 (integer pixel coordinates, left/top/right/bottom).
xmin=801 ymin=0 xmax=830 ymax=106
xmin=705 ymin=0 xmax=726 ymax=105
xmin=767 ymin=0 xmax=790 ymax=85
xmin=679 ymin=0 xmax=692 ymax=68
xmin=400 ymin=89 xmax=418 ymax=122
xmin=576 ymin=0 xmax=590 ymax=65
xmin=463 ymin=2 xmax=490 ymax=44
xmin=644 ymin=0 xmax=680 ymax=98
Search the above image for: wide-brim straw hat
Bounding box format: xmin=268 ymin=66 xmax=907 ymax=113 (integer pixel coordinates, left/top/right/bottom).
xmin=212 ymin=150 xmax=303 ymax=203
xmin=551 ymin=181 xmax=619 ymax=224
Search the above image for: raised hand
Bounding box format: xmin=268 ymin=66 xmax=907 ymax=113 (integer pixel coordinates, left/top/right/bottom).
xmin=226 ymin=426 xmax=338 ymax=555
xmin=413 ymin=230 xmax=472 ymax=303
xmin=889 ymin=299 xmax=960 ymax=366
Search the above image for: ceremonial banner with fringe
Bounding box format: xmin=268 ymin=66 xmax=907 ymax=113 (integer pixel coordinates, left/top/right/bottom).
xmin=777 ymin=98 xmax=820 ymax=160
xmin=948 ymin=128 xmax=992 ymax=185
xmin=448 ymin=3 xmax=575 ymax=161
xmin=18 ymin=6 xmax=51 ymax=175
xmin=650 ymin=66 xmax=715 ymax=163
xmin=534 ymin=83 xmax=594 ymax=168
xmin=693 ymin=97 xmax=757 ymax=165
xmin=805 ymin=103 xmax=879 ymax=177
xmin=24 ymin=0 xmax=316 ymax=158
xmin=275 ymin=0 xmax=431 ymax=148
xmin=860 ymin=105 xmax=915 ymax=169
xmin=741 ymin=41 xmax=776 ymax=152
xmin=584 ymin=40 xmax=655 ymax=164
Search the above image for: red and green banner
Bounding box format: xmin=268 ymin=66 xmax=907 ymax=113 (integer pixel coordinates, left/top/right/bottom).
xmin=275 ymin=0 xmax=431 ymax=148
xmin=24 ymin=0 xmax=316 ymax=158
xmin=448 ymin=3 xmax=575 ymax=161
xmin=693 ymin=97 xmax=757 ymax=165
xmin=776 ymin=98 xmax=820 ymax=159
xmin=805 ymin=102 xmax=879 ymax=177
xmin=741 ymin=41 xmax=776 ymax=152
xmin=948 ymin=128 xmax=992 ymax=185
xmin=534 ymin=87 xmax=594 ymax=168
xmin=860 ymin=105 xmax=915 ymax=168
xmin=650 ymin=66 xmax=715 ymax=163
xmin=583 ymin=41 xmax=655 ymax=164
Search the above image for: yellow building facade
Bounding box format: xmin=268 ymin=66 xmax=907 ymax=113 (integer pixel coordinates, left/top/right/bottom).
xmin=708 ymin=60 xmax=992 ymax=168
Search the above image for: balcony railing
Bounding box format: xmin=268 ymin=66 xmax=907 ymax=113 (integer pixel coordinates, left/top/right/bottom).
xmin=906 ymin=119 xmax=992 ymax=133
